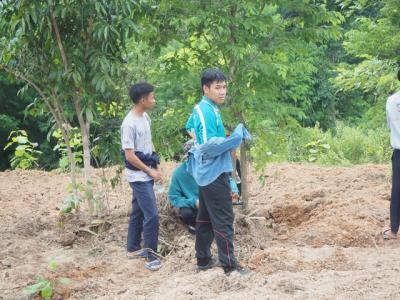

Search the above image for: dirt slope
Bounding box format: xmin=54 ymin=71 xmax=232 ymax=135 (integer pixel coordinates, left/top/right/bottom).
xmin=1 ymin=163 xmax=399 ymax=300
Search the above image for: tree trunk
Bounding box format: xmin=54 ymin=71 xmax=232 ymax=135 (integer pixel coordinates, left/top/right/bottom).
xmin=239 ymin=142 xmax=249 ymax=210
xmin=63 ymin=128 xmax=79 ymax=203
xmin=227 ymin=3 xmax=250 ymax=210
xmin=82 ymin=122 xmax=91 ymax=180
xmin=49 ymin=7 xmax=82 ymax=209
xmin=74 ymin=98 xmax=95 ymax=214
xmin=53 ymin=98 xmax=80 ymax=207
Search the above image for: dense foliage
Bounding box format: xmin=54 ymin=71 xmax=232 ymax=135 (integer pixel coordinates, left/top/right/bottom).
xmin=1 ymin=0 xmax=398 ymax=172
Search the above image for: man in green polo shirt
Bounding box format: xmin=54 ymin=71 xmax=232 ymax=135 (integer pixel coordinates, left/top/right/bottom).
xmin=191 ymin=74 xmax=226 ymax=144
xmin=188 ymin=68 xmax=247 ymax=275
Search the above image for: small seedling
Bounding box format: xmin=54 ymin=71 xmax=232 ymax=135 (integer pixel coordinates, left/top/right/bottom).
xmin=52 ymin=128 xmax=83 ymax=170
xmin=305 ymin=139 xmax=330 ymax=162
xmin=60 ymin=194 xmax=80 ymax=214
xmin=56 ymin=221 xmax=65 ymax=230
xmin=4 ymin=130 xmax=42 ymax=169
xmin=23 ymin=259 xmax=71 ymax=299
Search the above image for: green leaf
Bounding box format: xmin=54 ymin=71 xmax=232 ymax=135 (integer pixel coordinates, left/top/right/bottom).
xmin=72 ymin=71 xmax=81 ymax=85
xmin=40 ymin=283 xmax=53 ymax=299
xmin=14 ymin=149 xmax=25 ymax=157
xmin=31 ymin=8 xmax=37 ymax=24
xmin=258 ymin=175 xmax=266 ymax=186
xmin=59 ymin=156 xmax=69 ymax=169
xmin=104 ymin=25 xmax=108 ymax=40
xmin=16 ymin=136 xmax=28 ymax=144
xmin=321 ymin=144 xmax=331 ymax=149
xmin=23 ymin=281 xmax=46 ymax=295
xmin=305 ymin=141 xmax=317 ymax=147
xmin=16 ymin=144 xmax=29 ymax=151
xmin=20 ymin=159 xmax=31 ymax=169
xmin=4 ymin=141 xmax=14 ymax=150
xmin=49 ymin=259 xmax=58 ymax=271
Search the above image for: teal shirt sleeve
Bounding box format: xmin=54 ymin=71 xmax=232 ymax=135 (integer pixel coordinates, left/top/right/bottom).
xmin=185 ymin=114 xmax=194 ymax=133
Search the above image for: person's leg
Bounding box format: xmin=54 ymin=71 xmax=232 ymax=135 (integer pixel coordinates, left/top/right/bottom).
xmin=202 ymin=173 xmax=237 ymax=269
xmin=130 ymin=180 xmax=159 ymax=252
xmin=235 ymin=158 xmax=242 ymax=195
xmin=127 ymin=183 xmax=144 ymax=252
xmin=180 ymin=207 xmax=197 ymax=227
xmin=195 ymin=189 xmax=214 ymax=266
xmin=390 ymin=149 xmax=400 ymax=235
xmin=236 ymin=158 xmax=241 ymax=179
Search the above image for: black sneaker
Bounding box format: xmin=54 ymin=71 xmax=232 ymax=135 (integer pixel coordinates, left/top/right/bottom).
xmin=223 ymin=265 xmax=250 ymax=276
xmin=197 ymin=257 xmax=220 ymax=271
xmin=188 ymin=225 xmax=196 ymax=235
xmin=232 ymin=199 xmax=243 ymax=206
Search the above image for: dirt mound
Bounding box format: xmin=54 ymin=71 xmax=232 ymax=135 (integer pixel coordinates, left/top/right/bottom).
xmin=246 ymin=163 xmax=391 ymax=248
xmin=0 ymin=162 xmax=398 ymax=299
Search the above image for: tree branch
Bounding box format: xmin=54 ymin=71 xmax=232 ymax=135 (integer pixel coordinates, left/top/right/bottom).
xmin=49 ymin=5 xmax=69 ymax=74
xmin=0 ymin=64 xmax=74 ymax=144
xmin=50 ymin=88 xmax=71 ymax=129
xmin=1 ymin=64 xmax=57 ymax=118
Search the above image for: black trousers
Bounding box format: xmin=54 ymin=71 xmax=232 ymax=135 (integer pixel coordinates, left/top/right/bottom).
xmin=179 ymin=207 xmax=197 ymax=227
xmin=391 ymin=149 xmax=400 ymax=233
xmin=195 ymin=173 xmax=237 ymax=268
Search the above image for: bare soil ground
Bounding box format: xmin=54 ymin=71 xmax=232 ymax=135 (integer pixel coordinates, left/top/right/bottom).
xmin=1 ymin=162 xmax=399 ymax=300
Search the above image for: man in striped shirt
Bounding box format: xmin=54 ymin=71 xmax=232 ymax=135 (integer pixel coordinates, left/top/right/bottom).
xmin=383 ymin=69 xmax=400 ymax=240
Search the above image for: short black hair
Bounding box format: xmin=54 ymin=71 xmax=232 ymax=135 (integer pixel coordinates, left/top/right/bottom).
xmin=201 ymin=68 xmax=226 ymax=93
xmin=129 ymin=82 xmax=154 ymax=104
xmin=181 ymin=128 xmax=192 ymax=139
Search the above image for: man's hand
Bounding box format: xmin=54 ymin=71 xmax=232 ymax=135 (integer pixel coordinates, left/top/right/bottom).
xmin=148 ymin=169 xmax=162 ymax=182
xmin=231 ymin=192 xmax=239 ymax=201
